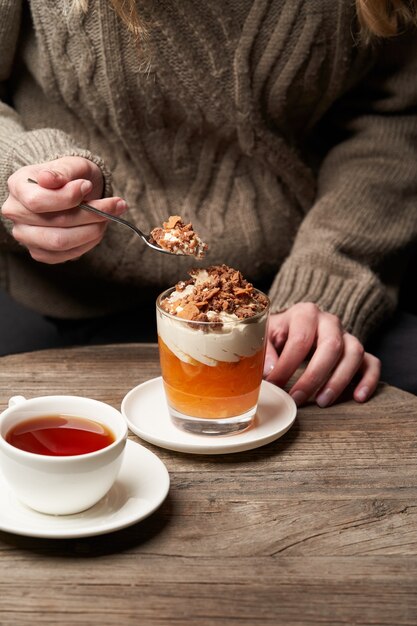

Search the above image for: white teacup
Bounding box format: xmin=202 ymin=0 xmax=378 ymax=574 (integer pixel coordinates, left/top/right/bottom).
xmin=0 ymin=395 xmax=128 ymax=515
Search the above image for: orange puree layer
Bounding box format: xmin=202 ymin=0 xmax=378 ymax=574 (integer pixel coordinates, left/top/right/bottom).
xmin=158 ymin=336 xmax=265 ymax=419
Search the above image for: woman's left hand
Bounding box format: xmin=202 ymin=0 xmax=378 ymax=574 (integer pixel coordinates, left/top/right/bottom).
xmin=263 ymin=302 xmax=381 ymax=407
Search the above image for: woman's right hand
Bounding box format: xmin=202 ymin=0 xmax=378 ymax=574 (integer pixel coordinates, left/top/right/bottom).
xmin=1 ymin=156 xmax=127 ymax=263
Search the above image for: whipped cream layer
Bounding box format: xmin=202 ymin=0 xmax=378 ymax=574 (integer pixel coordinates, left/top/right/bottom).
xmin=157 ymin=307 xmax=268 ymax=367
xmin=157 ymin=265 xmax=269 ymax=366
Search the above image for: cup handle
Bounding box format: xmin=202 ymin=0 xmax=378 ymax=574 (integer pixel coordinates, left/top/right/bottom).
xmin=8 ymin=395 xmax=27 ymax=408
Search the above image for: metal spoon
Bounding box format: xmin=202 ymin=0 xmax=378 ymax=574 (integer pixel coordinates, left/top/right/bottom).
xmin=27 ymin=178 xmax=185 ymax=255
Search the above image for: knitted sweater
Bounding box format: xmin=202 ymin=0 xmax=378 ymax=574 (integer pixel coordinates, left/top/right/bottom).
xmin=1 ymin=0 xmax=417 ymax=342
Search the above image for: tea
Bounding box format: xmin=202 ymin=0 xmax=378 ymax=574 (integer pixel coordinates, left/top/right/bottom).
xmin=6 ymin=415 xmax=115 ymax=456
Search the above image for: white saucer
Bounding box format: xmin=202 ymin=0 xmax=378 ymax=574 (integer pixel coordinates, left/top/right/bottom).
xmin=0 ymin=440 xmax=169 ymax=539
xmin=121 ymin=377 xmax=296 ymax=455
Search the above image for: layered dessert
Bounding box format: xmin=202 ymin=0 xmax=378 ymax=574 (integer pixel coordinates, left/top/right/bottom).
xmin=150 ymin=215 xmax=208 ymax=259
xmin=157 ymin=265 xmax=269 ymax=420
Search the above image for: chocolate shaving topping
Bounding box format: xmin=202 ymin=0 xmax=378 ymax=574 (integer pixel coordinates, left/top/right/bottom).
xmin=160 ymin=264 xmax=268 ymax=323
xmin=176 ymin=303 xmax=200 ymax=320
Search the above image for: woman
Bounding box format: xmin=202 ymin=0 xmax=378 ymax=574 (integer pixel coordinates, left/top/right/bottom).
xmin=1 ymin=0 xmax=416 ymax=406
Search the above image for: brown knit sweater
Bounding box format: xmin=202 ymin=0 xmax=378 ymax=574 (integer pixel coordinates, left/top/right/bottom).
xmin=1 ymin=0 xmax=417 ymax=342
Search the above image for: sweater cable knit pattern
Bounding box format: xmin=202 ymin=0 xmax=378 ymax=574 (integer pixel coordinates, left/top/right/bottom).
xmin=0 ymin=0 xmax=417 ymax=341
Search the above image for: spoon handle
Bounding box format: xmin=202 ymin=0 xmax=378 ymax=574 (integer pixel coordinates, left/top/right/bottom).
xmin=26 ymin=177 xmax=178 ymax=255
xmin=78 ymin=201 xmax=147 ymax=239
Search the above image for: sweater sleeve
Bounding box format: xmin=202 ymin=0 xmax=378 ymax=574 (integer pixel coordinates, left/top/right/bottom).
xmin=268 ymin=32 xmax=417 ymax=343
xmin=0 ymin=1 xmax=112 ymax=234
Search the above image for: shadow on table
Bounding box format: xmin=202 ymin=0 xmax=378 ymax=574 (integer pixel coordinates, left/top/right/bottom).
xmin=0 ymin=494 xmax=174 ymax=557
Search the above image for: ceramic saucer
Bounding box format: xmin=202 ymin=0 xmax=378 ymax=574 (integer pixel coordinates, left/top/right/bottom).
xmin=0 ymin=440 xmax=169 ymax=539
xmin=121 ymin=377 xmax=296 ymax=455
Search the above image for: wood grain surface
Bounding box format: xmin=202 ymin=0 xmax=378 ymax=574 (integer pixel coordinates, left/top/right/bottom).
xmin=0 ymin=343 xmax=416 ymax=626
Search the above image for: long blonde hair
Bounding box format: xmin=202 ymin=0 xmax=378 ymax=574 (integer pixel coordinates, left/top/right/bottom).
xmin=74 ymin=0 xmax=417 ymax=40
xmin=72 ymin=0 xmax=145 ymax=37
xmin=356 ymin=0 xmax=417 ymax=38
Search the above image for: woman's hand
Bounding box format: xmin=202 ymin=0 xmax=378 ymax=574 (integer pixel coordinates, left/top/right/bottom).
xmin=263 ymin=302 xmax=381 ymax=407
xmin=1 ymin=156 xmax=127 ymax=263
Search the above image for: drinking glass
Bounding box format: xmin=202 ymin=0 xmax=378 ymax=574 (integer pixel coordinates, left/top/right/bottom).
xmin=156 ymin=288 xmax=270 ymax=435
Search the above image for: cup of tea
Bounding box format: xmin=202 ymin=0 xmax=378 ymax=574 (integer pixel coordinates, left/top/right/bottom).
xmin=0 ymin=395 xmax=128 ymax=515
xmin=156 ymin=265 xmax=270 ymax=435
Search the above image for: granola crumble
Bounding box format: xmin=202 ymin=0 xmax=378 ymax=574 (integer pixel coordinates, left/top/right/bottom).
xmin=160 ymin=264 xmax=269 ymax=323
xmin=150 ymin=215 xmax=208 ymax=259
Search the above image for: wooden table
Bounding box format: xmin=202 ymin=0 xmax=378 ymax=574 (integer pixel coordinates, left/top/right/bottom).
xmin=0 ymin=343 xmax=416 ymax=625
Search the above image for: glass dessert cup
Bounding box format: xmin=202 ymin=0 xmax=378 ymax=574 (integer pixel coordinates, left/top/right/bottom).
xmin=156 ymin=288 xmax=270 ymax=435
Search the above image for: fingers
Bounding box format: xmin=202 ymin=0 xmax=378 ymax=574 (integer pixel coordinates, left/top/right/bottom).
xmin=9 ymin=177 xmax=93 ymax=214
xmin=265 ymin=303 xmax=381 ymax=408
xmin=312 ymin=346 xmax=380 ymax=407
xmin=263 ymin=340 xmax=279 ymax=378
xmin=10 ymin=195 xmax=128 ymax=262
xmin=6 ymin=156 xmax=105 ymax=214
xmin=353 ymin=353 xmax=381 ymax=403
xmin=8 ymin=156 xmax=103 ymax=196
xmin=36 ymin=168 xmax=74 ymax=190
xmin=2 ymin=195 xmax=127 ymax=228
xmin=2 ymin=158 xmax=127 ymax=263
xmin=310 ymin=332 xmax=364 ymax=407
xmin=4 ymin=196 xmax=127 ymax=262
xmin=263 ymin=317 xmax=289 ymax=378
xmin=265 ymin=303 xmax=322 ymax=387
xmin=28 ymin=238 xmax=105 ymax=264
xmin=288 ymin=312 xmax=344 ymax=405
xmin=12 ymin=221 xmax=107 ymax=264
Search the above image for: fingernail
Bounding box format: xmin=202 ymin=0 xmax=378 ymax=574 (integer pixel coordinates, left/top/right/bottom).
xmin=81 ymin=181 xmax=93 ymax=195
xmin=263 ymin=357 xmax=275 ymax=378
xmin=116 ymin=200 xmax=127 ymax=212
xmin=355 ymin=386 xmax=369 ymax=402
xmin=290 ymin=390 xmax=307 ymax=406
xmin=316 ymin=388 xmax=335 ymax=408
